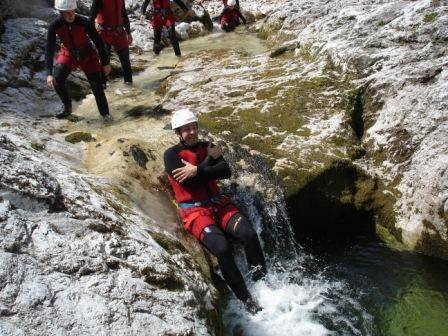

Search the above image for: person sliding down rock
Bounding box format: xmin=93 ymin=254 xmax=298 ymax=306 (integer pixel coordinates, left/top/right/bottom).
xmin=219 ymin=0 xmax=246 ymax=32
xmin=46 ymin=0 xmax=112 ymax=121
xmin=90 ymin=0 xmax=133 ymax=85
xmin=164 ymin=108 xmax=267 ymax=314
xmin=140 ymin=0 xmax=193 ymax=57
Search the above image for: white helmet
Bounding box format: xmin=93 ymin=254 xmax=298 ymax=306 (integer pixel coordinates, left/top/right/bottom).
xmin=55 ymin=0 xmax=77 ymax=11
xmin=227 ymin=0 xmax=237 ymax=6
xmin=171 ymin=108 xmax=198 ymax=130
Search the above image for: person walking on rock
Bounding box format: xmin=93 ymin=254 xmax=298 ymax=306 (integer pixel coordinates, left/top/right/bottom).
xmin=46 ymin=0 xmax=112 ymax=120
xmin=140 ymin=0 xmax=192 ymax=57
xmin=219 ymin=0 xmax=246 ymax=32
xmin=164 ymin=108 xmax=266 ymax=314
xmin=90 ymin=0 xmax=133 ymax=85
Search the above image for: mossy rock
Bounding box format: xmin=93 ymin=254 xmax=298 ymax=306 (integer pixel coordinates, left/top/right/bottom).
xmin=151 ymin=231 xmax=187 ymax=253
xmin=31 ymin=142 xmax=45 ymax=151
xmin=65 ymin=132 xmax=94 ymax=144
xmin=423 ymin=12 xmax=438 ymax=23
xmin=140 ymin=265 xmax=184 ymax=291
xmin=269 ymin=46 xmax=289 ymax=58
xmin=415 ymin=220 xmax=448 ymax=260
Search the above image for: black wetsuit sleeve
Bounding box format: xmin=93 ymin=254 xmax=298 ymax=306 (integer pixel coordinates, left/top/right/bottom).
xmin=45 ymin=20 xmax=57 ymax=76
xmin=236 ymin=9 xmax=246 ymax=24
xmin=198 ymin=156 xmax=231 ymax=180
xmin=173 ymin=0 xmax=188 ymax=11
xmin=122 ymin=1 xmax=131 ymax=34
xmin=141 ymin=0 xmax=150 ymax=15
xmin=164 ymin=147 xmax=204 ymax=189
xmin=83 ymin=17 xmax=110 ymax=65
xmin=89 ymin=0 xmax=102 ymax=25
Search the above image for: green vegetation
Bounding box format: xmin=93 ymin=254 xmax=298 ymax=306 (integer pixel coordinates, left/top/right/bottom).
xmin=31 ymin=142 xmax=45 ymax=151
xmin=424 ymin=12 xmax=438 ymax=23
xmin=150 ymin=231 xmax=187 ymax=253
xmin=65 ymin=132 xmax=94 ymax=144
xmin=140 ymin=265 xmax=184 ymax=291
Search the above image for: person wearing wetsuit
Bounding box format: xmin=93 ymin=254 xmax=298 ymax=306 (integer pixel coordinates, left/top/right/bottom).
xmin=140 ymin=0 xmax=190 ymax=57
xmin=90 ymin=0 xmax=133 ymax=85
xmin=46 ymin=0 xmax=111 ymax=120
xmin=164 ymin=108 xmax=266 ymax=314
xmin=219 ymin=0 xmax=246 ymax=32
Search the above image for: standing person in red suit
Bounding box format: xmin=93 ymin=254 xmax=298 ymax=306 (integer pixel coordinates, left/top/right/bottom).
xmin=140 ymin=0 xmax=192 ymax=57
xmin=46 ymin=0 xmax=112 ymax=120
xmin=163 ymin=108 xmax=266 ymax=314
xmin=90 ymin=0 xmax=133 ymax=85
xmin=219 ymin=0 xmax=246 ymax=32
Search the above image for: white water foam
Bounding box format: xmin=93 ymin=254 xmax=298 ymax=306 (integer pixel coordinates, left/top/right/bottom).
xmin=223 ymin=260 xmax=371 ymax=336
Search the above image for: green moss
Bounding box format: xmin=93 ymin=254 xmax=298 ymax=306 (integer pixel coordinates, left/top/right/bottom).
xmin=109 ymin=186 xmax=131 ymax=208
xmin=298 ymin=43 xmax=318 ymax=63
xmin=65 ymin=132 xmax=94 ymax=144
xmin=376 ymin=225 xmax=407 ymax=251
xmin=242 ymin=134 xmax=284 ymax=151
xmin=31 ymin=142 xmax=45 ymax=151
xmin=141 ymin=265 xmax=184 ymax=291
xmin=105 ymin=196 xmax=125 ymax=214
xmin=416 ymin=220 xmax=448 ymax=260
xmin=323 ymin=55 xmax=344 ymax=75
xmin=254 ymin=87 xmax=278 ymax=100
xmin=424 ymin=12 xmax=438 ymax=23
xmin=150 ymin=231 xmax=187 ymax=253
xmin=1 ymin=122 xmax=11 ymax=127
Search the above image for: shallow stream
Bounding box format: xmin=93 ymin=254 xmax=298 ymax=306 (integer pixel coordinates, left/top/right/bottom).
xmin=68 ymin=30 xmax=448 ymax=336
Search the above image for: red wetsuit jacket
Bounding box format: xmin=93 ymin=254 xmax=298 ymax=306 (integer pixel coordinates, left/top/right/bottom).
xmin=141 ymin=0 xmax=188 ymax=29
xmin=220 ymin=6 xmax=246 ymax=28
xmin=90 ymin=0 xmax=131 ymax=50
xmin=46 ymin=15 xmax=110 ymax=75
xmin=164 ymin=141 xmax=238 ymax=239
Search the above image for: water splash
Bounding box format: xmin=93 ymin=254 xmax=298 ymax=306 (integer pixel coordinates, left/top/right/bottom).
xmin=217 ymin=143 xmax=373 ymax=335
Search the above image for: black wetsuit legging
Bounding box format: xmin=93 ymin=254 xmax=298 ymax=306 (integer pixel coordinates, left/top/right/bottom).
xmin=53 ymin=63 xmax=109 ymax=116
xmin=201 ymin=213 xmax=267 ymax=302
xmin=104 ymin=43 xmax=132 ymax=83
xmin=153 ymin=25 xmax=181 ymax=56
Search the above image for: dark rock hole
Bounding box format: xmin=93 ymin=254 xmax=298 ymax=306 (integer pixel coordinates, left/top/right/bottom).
xmin=286 ymin=162 xmax=376 ymax=249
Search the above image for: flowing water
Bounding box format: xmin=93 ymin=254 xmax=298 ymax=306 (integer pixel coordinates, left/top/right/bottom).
xmin=69 ymin=31 xmax=448 ymax=336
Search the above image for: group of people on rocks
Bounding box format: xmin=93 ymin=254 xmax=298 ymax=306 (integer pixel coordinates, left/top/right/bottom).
xmin=45 ymin=0 xmax=264 ymax=314
xmin=45 ymin=0 xmax=247 ymax=119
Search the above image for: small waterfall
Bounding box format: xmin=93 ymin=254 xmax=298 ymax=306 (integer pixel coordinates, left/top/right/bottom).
xmin=214 ymin=139 xmax=374 ymax=336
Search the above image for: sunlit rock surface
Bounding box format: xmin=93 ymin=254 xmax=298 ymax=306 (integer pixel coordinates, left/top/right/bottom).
xmin=0 ymin=4 xmax=220 ymax=335
xmin=1 ymin=0 xmax=448 ymax=334
xmin=0 ymin=116 xmax=219 ymax=335
xmin=166 ymin=0 xmax=448 ymax=259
